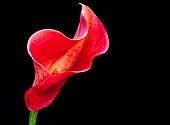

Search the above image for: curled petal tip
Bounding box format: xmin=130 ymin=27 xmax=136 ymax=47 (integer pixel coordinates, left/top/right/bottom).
xmin=78 ymin=3 xmax=84 ymax=6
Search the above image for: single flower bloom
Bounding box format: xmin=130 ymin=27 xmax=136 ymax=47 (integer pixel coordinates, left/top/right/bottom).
xmin=24 ymin=3 xmax=109 ymax=112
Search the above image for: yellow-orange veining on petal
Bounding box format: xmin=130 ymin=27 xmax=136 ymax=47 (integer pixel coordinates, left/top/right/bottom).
xmin=49 ymin=40 xmax=84 ymax=75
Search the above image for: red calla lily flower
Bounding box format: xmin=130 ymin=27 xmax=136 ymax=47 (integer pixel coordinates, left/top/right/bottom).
xmin=24 ymin=3 xmax=109 ymax=112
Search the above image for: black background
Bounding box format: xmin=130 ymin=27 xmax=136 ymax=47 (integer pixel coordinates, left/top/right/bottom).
xmin=1 ymin=0 xmax=157 ymax=125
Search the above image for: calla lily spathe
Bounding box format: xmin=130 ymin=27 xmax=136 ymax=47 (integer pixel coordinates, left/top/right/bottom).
xmin=25 ymin=4 xmax=109 ymax=112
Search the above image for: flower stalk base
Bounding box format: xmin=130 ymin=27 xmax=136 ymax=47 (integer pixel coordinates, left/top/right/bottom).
xmin=29 ymin=111 xmax=38 ymax=125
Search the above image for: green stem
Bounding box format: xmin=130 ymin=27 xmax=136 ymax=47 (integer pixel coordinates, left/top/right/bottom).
xmin=29 ymin=111 xmax=38 ymax=125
